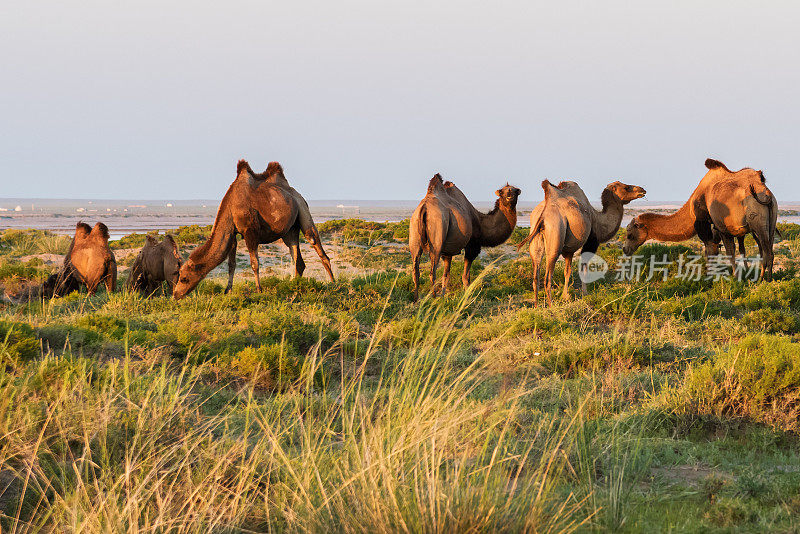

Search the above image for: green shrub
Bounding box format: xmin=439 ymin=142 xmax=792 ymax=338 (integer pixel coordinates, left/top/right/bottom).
xmin=741 ymin=308 xmax=800 ymax=334
xmin=0 ymin=320 xmax=40 ymax=362
xmin=214 ymin=343 xmax=304 ymax=389
xmin=678 ymin=335 xmax=800 ymax=432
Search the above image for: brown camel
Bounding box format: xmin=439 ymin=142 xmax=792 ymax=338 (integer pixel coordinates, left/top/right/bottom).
xmin=409 ymin=174 xmax=521 ymax=301
xmin=173 ymin=160 xmax=334 ymax=299
xmin=52 ymin=222 xmax=118 ymax=295
xmin=126 ymin=234 xmax=182 ymax=295
xmin=519 ymin=180 xmax=646 ymax=304
xmin=624 ymin=159 xmax=777 ymax=280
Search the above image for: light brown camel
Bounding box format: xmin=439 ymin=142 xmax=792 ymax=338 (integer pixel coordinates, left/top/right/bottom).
xmin=173 ymin=160 xmax=334 ymax=299
xmin=59 ymin=222 xmax=117 ymax=295
xmin=519 ymin=181 xmax=645 ymax=305
xmin=409 ymin=174 xmax=521 ymax=301
xmin=624 ymin=159 xmax=778 ymax=280
xmin=126 ymin=234 xmax=182 ymax=295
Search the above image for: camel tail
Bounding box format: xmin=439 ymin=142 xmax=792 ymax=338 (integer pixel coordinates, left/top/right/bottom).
xmin=750 ymin=184 xmax=778 ymax=243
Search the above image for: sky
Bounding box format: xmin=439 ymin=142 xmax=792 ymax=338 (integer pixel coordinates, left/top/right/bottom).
xmin=1 ymin=1 xmax=798 ymax=202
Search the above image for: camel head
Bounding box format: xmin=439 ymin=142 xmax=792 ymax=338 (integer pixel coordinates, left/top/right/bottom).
xmin=173 ymin=259 xmax=204 ymax=299
xmin=495 ymin=183 xmax=522 ymax=209
xmin=605 ymin=182 xmax=646 ymax=204
xmin=623 ymin=216 xmax=648 ymax=255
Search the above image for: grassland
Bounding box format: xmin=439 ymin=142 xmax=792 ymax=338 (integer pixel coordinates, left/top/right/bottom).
xmin=1 ymin=221 xmax=800 ymax=532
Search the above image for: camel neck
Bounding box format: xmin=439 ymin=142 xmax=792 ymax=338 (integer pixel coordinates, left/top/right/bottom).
xmin=593 ymin=189 xmax=624 ymax=242
xmin=477 ymin=203 xmax=517 ymax=246
xmin=640 ymin=202 xmax=696 ymax=242
xmin=190 ymin=201 xmax=236 ymax=275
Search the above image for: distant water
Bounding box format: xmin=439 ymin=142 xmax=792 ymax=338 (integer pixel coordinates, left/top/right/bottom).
xmin=1 ymin=198 xmax=799 ymax=240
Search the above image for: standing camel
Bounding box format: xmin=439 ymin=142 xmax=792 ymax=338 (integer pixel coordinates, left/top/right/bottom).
xmin=172 ymin=160 xmax=334 ymax=299
xmin=519 ymin=180 xmax=645 ymax=305
xmin=409 ymin=174 xmax=521 ymax=301
xmin=624 ymin=159 xmax=778 ymax=280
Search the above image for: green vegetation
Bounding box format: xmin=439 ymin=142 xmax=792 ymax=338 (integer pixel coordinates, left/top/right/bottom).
xmin=0 ymin=224 xmax=799 ymax=531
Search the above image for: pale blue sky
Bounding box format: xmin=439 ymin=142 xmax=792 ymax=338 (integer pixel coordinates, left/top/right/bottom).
xmin=1 ymin=1 xmax=797 ymax=202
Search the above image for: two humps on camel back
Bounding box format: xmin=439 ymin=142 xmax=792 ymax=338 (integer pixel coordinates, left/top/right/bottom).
xmin=126 ymin=234 xmax=182 ymax=296
xmin=44 ymin=222 xmax=117 ymax=299
xmin=624 ymin=158 xmax=779 ymax=281
xmin=518 ymin=180 xmax=646 ymax=306
xmin=409 ymin=173 xmax=521 ymax=301
xmin=172 ymin=159 xmax=334 ymax=299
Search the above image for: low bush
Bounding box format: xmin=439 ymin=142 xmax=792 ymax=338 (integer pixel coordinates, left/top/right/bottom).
xmin=677 ymin=335 xmax=800 ymax=432
xmin=0 ymin=320 xmax=40 ymax=363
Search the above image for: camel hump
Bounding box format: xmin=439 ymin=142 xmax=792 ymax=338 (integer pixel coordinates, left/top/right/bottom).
xmin=266 ymin=161 xmax=284 ymax=178
xmin=75 ymin=221 xmax=92 ymax=238
xmin=705 ymin=158 xmax=731 ymax=172
xmin=163 ymin=233 xmax=177 ymax=249
xmin=427 ymin=173 xmax=445 ymax=193
xmin=237 ymin=159 xmax=253 ymax=175
xmin=91 ymin=222 xmax=110 ymax=241
xmin=541 ymin=180 xmax=556 ymax=199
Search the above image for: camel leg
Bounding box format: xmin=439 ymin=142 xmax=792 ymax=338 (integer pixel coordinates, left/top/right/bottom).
xmin=441 ymin=255 xmax=452 ymax=295
xmin=737 ymin=236 xmax=748 ymax=271
xmin=224 ymin=241 xmax=237 ymax=294
xmin=696 ymin=220 xmax=717 ymax=257
xmin=411 ymin=248 xmax=422 ymax=302
xmin=721 ymin=234 xmax=736 ymax=273
xmin=529 ymin=236 xmax=543 ymax=306
xmin=580 ymin=233 xmax=599 ymax=296
xmin=303 ymin=228 xmax=334 ymax=282
xmin=429 ymin=251 xmax=441 ymax=297
xmin=562 ymin=252 xmax=574 ymax=301
xmin=105 ymin=266 xmax=116 ymax=294
xmin=244 ymin=233 xmax=262 ymax=292
xmin=463 ymin=242 xmax=480 ymax=289
xmin=285 ymin=226 xmax=306 ymax=279
xmin=543 ymin=247 xmax=560 ymax=308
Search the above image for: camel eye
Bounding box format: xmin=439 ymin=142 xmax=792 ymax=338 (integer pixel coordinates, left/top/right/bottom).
xmin=179 ymin=277 xmax=189 ymax=284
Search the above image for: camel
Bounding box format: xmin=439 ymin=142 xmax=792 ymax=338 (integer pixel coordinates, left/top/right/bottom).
xmin=126 ymin=234 xmax=182 ymax=295
xmin=409 ymin=174 xmax=521 ymax=301
xmin=42 ymin=222 xmax=118 ymax=296
xmin=519 ymin=180 xmax=645 ymax=305
xmin=172 ymin=160 xmax=334 ymax=299
xmin=624 ymin=158 xmax=778 ymax=280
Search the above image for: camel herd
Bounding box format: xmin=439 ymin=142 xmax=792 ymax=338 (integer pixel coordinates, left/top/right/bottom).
xmin=16 ymin=157 xmax=779 ymax=305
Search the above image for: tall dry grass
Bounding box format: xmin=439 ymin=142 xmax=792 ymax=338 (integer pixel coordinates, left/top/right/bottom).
xmin=0 ymin=278 xmax=594 ymax=533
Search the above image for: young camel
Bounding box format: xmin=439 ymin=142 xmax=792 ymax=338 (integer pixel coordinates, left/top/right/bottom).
xmin=409 ymin=174 xmax=521 ymax=301
xmin=173 ymin=160 xmax=334 ymax=299
xmin=519 ymin=180 xmax=646 ymax=305
xmin=126 ymin=234 xmax=182 ymax=295
xmin=624 ymin=159 xmax=778 ymax=280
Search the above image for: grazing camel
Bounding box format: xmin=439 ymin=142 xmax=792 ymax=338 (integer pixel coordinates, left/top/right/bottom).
xmin=409 ymin=174 xmax=521 ymax=301
xmin=44 ymin=222 xmax=117 ymax=296
xmin=519 ymin=181 xmax=645 ymax=305
xmin=173 ymin=160 xmax=334 ymax=299
xmin=624 ymin=159 xmax=778 ymax=280
xmin=126 ymin=234 xmax=182 ymax=295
